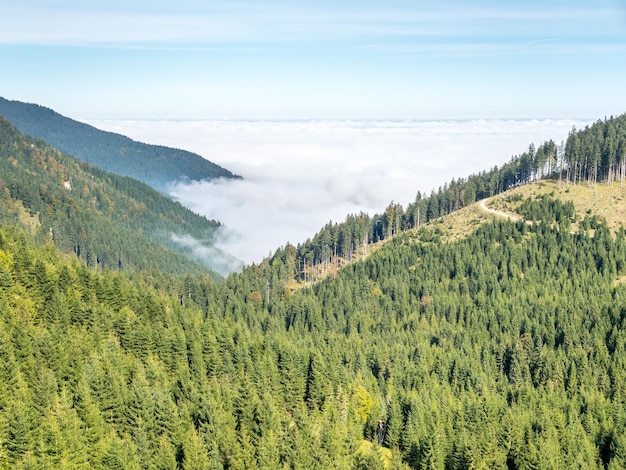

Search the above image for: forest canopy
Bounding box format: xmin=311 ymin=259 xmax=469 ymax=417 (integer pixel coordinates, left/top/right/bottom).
xmin=0 ymin=111 xmax=625 ymax=468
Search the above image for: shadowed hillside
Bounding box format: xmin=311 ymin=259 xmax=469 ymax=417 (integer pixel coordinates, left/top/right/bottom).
xmin=0 ymin=96 xmax=239 ymax=193
xmin=0 ymin=116 xmax=241 ymax=276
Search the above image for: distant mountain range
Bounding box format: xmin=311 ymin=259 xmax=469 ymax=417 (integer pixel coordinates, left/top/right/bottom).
xmin=0 ymin=96 xmax=239 ymax=193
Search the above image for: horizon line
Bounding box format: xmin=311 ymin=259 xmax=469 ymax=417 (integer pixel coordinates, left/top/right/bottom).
xmin=81 ymin=115 xmax=602 ymax=123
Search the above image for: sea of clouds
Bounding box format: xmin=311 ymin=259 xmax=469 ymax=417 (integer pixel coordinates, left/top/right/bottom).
xmin=87 ymin=118 xmax=589 ymax=269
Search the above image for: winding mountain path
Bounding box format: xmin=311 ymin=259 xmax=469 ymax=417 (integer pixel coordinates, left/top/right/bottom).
xmin=479 ymin=198 xmax=521 ymax=221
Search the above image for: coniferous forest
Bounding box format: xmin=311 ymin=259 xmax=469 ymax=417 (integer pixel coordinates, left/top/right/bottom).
xmin=0 ymin=97 xmax=239 ymax=193
xmin=291 ymin=114 xmax=626 ymax=281
xmin=0 ymin=111 xmax=626 ymax=468
xmin=0 ymin=116 xmax=241 ymax=277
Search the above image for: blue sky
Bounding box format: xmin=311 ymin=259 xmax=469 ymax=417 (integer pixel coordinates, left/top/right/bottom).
xmin=2 ymin=0 xmax=626 ymax=119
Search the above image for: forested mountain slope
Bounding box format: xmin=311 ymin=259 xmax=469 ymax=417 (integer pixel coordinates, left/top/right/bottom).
xmin=2 ymin=181 xmax=626 ymax=468
xmin=0 ymin=117 xmax=239 ymax=276
xmin=0 ymin=97 xmax=239 ymax=193
xmin=288 ymin=113 xmax=626 ymax=285
xmin=2 ymin=111 xmax=626 ymax=468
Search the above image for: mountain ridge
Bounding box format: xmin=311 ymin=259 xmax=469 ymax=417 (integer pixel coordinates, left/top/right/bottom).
xmin=0 ymin=96 xmax=240 ymax=193
xmin=279 ymin=112 xmax=626 ymax=287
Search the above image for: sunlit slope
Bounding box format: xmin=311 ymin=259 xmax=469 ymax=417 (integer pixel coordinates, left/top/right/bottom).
xmin=220 ymin=186 xmax=626 ymax=468
xmin=2 ymin=116 xmax=626 ymax=466
xmin=483 ymin=179 xmax=626 ymax=232
xmin=287 ymin=177 xmax=626 ymax=288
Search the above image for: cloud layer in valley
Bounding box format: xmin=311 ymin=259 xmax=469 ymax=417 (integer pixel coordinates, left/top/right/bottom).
xmin=89 ymin=118 xmax=588 ymax=267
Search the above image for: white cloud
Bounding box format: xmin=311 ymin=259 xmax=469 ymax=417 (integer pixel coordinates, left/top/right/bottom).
xmin=88 ymin=118 xmax=589 ymax=267
xmin=169 ymin=233 xmax=244 ymax=276
xmin=2 ymin=3 xmax=620 ymax=47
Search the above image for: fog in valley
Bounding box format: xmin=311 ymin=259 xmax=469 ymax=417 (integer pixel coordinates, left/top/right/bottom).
xmin=89 ymin=118 xmax=588 ymax=268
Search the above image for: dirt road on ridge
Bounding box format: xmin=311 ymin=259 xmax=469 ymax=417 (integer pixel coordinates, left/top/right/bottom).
xmin=479 ymin=198 xmax=521 ymax=221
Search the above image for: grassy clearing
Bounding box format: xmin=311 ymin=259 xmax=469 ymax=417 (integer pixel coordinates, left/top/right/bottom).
xmin=497 ymin=179 xmax=626 ymax=234
xmin=430 ymin=204 xmax=492 ymax=243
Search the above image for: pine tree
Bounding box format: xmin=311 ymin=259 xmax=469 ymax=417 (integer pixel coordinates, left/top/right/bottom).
xmin=182 ymin=425 xmax=211 ymax=470
xmin=5 ymin=399 xmax=35 ymax=465
xmin=151 ymin=434 xmax=179 ymax=470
